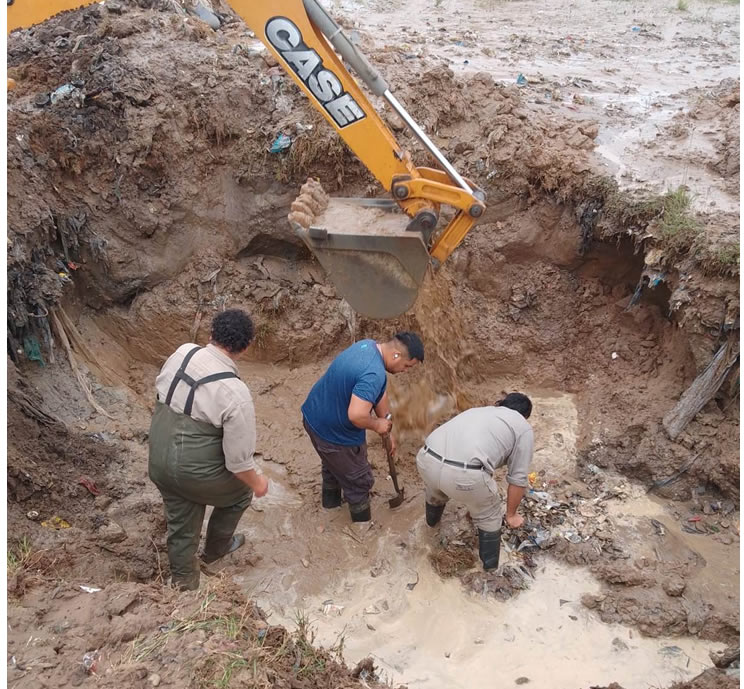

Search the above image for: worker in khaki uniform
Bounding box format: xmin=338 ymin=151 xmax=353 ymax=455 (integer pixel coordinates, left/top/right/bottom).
xmin=416 ymin=393 xmax=534 ymax=571
xmin=148 ymin=309 xmax=269 ymax=591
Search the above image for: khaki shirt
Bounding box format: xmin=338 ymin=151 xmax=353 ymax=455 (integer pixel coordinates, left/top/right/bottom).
xmin=155 ymin=343 xmax=256 ymax=473
xmin=424 ymin=406 xmax=534 ymax=487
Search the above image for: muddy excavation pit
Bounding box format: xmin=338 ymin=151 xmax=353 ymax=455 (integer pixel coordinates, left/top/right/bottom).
xmin=6 ymin=1 xmax=740 ymax=688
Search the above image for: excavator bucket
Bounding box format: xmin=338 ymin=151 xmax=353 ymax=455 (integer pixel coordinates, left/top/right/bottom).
xmin=289 ymin=179 xmax=430 ymax=319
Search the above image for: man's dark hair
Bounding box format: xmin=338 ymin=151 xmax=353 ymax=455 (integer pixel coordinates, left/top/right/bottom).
xmin=393 ymin=331 xmax=424 ymax=363
xmin=211 ymin=309 xmax=254 ymax=353
xmin=498 ymin=392 xmax=532 ymax=419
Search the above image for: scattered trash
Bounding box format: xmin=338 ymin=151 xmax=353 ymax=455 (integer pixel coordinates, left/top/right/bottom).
xmin=23 ymin=335 xmax=45 ymax=365
xmin=527 ymin=471 xmax=538 ymax=486
xmin=301 ymin=558 xmax=309 ymax=568
xmin=559 ymin=599 xmax=571 ymax=607
xmin=586 ymin=464 xmax=601 ymax=475
xmin=516 ymin=678 xmax=530 ymax=685
xmin=463 ymin=59 xmax=470 ymax=64
xmin=51 ymin=83 xmax=75 ymax=104
xmin=611 ymin=352 xmax=619 ymax=360
xmin=562 ymin=530 xmax=582 ymax=544
xmin=191 ymin=2 xmax=220 ymax=29
xmin=453 ymin=40 xmax=465 ymax=46
xmin=148 ymin=673 xmax=162 ymax=687
xmin=26 ymin=510 xmax=40 ymax=521
xmin=406 ymin=572 xmax=420 ymax=591
xmin=78 ymin=476 xmax=101 ymax=496
xmin=269 ymin=133 xmax=292 ymax=153
xmin=687 ymin=515 xmax=702 ymax=522
xmin=257 ymin=628 xmax=267 ymax=640
xmin=516 ymin=73 xmax=528 ymax=87
xmin=650 ymin=519 xmax=666 ymax=537
xmin=82 ymin=650 xmax=100 ymax=674
xmin=659 ymin=645 xmax=684 ymax=657
xmin=631 ymin=26 xmax=641 ymax=32
xmin=363 ymin=605 xmax=381 ymax=615
xmin=612 ymin=637 xmax=630 ymax=651
xmin=41 ymin=516 xmax=71 ymax=530
xmin=79 ymin=585 xmax=102 ymax=594
xmin=321 ymin=600 xmax=345 ymax=616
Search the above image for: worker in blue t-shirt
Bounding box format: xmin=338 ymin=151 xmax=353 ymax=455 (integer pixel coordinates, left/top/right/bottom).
xmin=301 ymin=332 xmax=425 ymax=522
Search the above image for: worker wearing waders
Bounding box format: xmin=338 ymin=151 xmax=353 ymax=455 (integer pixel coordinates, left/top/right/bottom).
xmin=416 ymin=393 xmax=534 ymax=571
xmin=148 ymin=309 xmax=269 ymax=590
xmin=302 ymin=333 xmax=425 ymax=522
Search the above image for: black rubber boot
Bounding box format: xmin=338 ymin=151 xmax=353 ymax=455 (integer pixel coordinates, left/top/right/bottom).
xmin=349 ymin=501 xmax=371 ymax=523
xmin=477 ymin=528 xmax=502 ymax=571
xmin=322 ymin=485 xmax=342 ymax=509
xmin=425 ymin=502 xmax=446 ymax=527
xmin=202 ymin=504 xmax=247 ymax=563
xmin=201 ymin=533 xmax=245 ymax=564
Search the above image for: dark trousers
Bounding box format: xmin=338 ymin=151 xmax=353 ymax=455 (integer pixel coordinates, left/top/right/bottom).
xmin=303 ymin=418 xmax=374 ymax=506
xmin=149 ymin=403 xmax=253 ymax=590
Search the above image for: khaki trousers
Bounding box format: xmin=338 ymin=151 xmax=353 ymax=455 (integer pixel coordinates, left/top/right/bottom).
xmin=415 ymin=448 xmax=504 ymax=531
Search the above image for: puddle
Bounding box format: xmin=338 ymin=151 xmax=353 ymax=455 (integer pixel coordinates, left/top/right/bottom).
xmin=275 ymin=549 xmax=724 ymax=688
xmin=235 ymin=385 xmax=731 ymax=688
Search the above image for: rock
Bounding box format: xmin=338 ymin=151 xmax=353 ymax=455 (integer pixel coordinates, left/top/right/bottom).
xmin=516 ymin=678 xmax=530 ymax=685
xmin=106 ymin=590 xmax=139 ymax=616
xmin=662 ymin=576 xmax=686 ymax=597
xmin=94 ymin=495 xmax=114 ymax=511
xmin=99 ymin=521 xmax=127 ymax=543
xmin=148 ymin=674 xmax=161 ymax=687
xmin=612 ymin=637 xmax=629 ymax=651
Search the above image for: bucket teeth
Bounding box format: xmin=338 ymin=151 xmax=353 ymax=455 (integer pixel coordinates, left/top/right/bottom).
xmin=287 ymin=178 xmax=431 ymax=319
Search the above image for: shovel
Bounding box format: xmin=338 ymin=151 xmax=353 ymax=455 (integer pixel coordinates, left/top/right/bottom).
xmin=382 ymin=419 xmax=405 ymax=508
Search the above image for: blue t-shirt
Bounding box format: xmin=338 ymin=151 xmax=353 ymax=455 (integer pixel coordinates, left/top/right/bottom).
xmin=301 ymin=339 xmax=387 ymax=446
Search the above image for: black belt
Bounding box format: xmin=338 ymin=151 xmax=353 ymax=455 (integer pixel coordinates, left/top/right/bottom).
xmin=424 ymin=445 xmax=485 ymax=471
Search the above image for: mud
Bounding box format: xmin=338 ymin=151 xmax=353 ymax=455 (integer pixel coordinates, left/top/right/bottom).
xmin=6 ymin=0 xmax=740 ymax=688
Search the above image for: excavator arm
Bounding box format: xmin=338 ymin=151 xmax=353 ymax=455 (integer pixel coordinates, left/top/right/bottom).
xmin=8 ymin=0 xmax=486 ymax=318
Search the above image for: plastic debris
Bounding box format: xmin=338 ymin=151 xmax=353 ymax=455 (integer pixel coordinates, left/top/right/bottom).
xmin=26 ymin=510 xmax=40 ymax=521
xmin=659 ymin=645 xmax=684 ymax=657
xmin=269 ymin=133 xmax=292 ymax=153
xmin=321 ymin=600 xmax=344 ymax=616
xmin=23 ymin=335 xmax=45 ymax=365
xmin=631 ymin=26 xmax=641 ymax=32
xmin=191 ymin=2 xmax=220 ymax=29
xmin=82 ymin=650 xmax=100 ymax=674
xmin=527 ymin=471 xmax=538 ymax=486
xmin=516 ymin=73 xmax=528 ymax=87
xmin=51 ymin=83 xmax=76 ymax=104
xmin=79 ymin=585 xmax=102 ymax=593
xmin=562 ymin=530 xmax=582 ymax=544
xmin=611 ymin=352 xmax=619 ymax=360
xmin=78 ymin=476 xmax=101 ymax=496
xmin=41 ymin=516 xmax=71 ymax=530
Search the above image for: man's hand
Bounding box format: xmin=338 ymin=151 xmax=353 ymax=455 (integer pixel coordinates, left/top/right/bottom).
xmin=234 ymin=469 xmax=269 ymax=497
xmin=374 ymin=417 xmax=393 ymax=435
xmin=253 ymin=474 xmax=269 ymax=498
xmin=505 ymin=513 xmax=524 ymax=529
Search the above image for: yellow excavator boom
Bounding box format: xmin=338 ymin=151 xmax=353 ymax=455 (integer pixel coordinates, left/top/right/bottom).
xmin=8 ymin=0 xmax=486 ymax=318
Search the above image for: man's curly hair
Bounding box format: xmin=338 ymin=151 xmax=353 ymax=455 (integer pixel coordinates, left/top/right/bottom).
xmin=210 ymin=309 xmax=254 ymax=353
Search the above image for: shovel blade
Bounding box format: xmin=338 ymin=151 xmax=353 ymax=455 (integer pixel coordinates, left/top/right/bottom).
xmin=388 ymin=490 xmax=405 ymax=509
xmin=288 ymin=182 xmax=430 ymax=319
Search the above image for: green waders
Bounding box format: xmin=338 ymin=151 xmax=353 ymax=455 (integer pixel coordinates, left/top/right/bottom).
xmin=148 ymin=401 xmax=253 ymax=590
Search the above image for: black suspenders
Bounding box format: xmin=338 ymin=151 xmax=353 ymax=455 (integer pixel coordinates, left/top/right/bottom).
xmin=164 ymin=346 xmax=238 ymax=416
